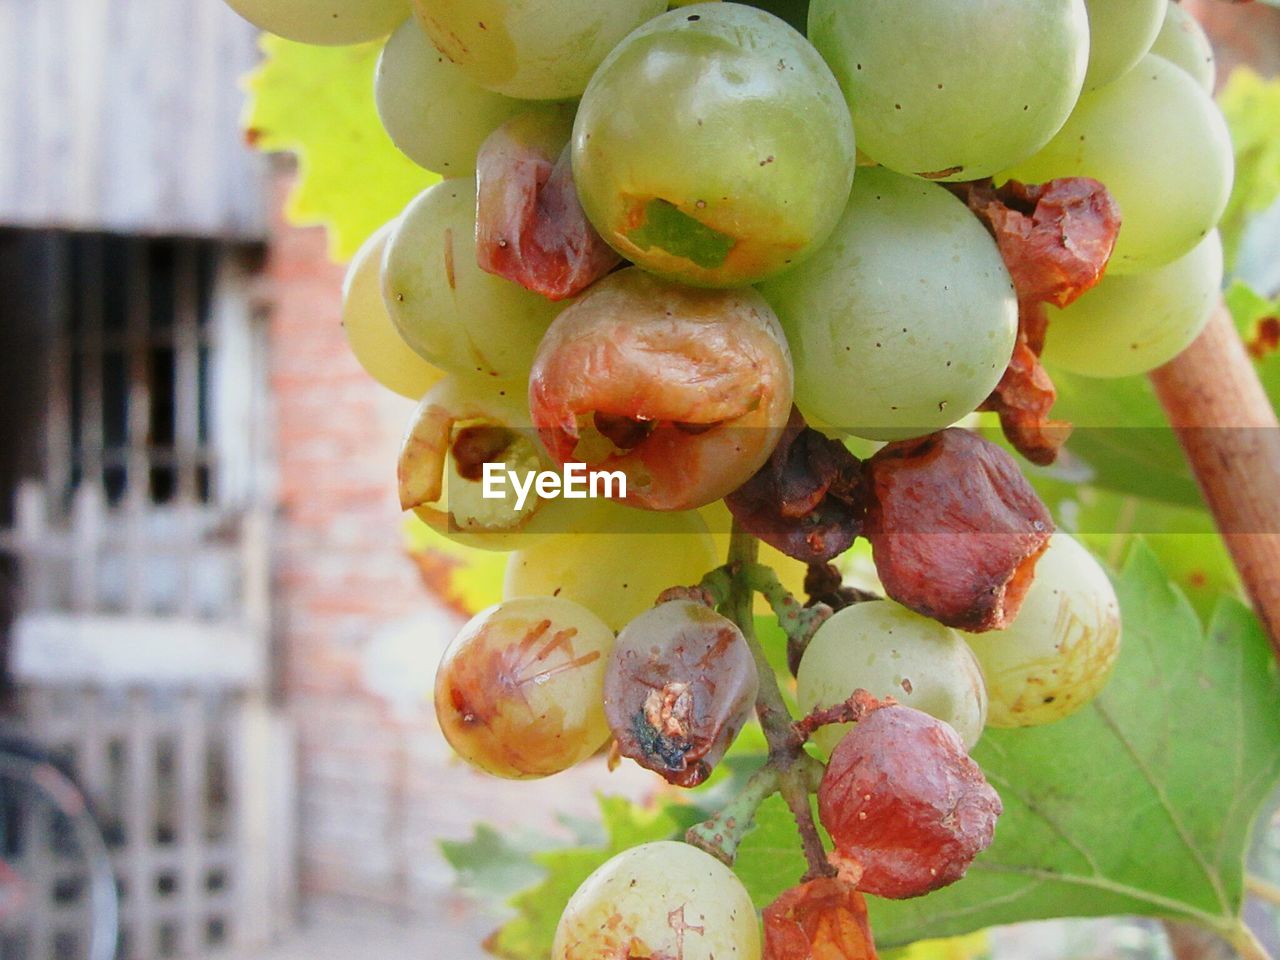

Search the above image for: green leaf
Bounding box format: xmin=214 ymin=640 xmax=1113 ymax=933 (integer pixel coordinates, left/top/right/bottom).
xmin=1218 ymin=69 xmax=1280 ymax=270
xmin=484 ymin=795 xmax=695 ymax=960
xmin=863 ymin=542 xmax=1280 ymax=947
xmin=243 ymin=36 xmax=439 ymax=261
xmin=441 ymin=824 xmax=556 ymax=905
xmin=1227 ymin=279 xmax=1280 ymax=405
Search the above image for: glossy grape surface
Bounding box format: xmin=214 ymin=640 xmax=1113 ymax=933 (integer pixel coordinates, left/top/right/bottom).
xmin=225 ymin=0 xmax=408 ymax=44
xmin=760 ymin=167 xmax=1016 ymax=441
xmin=1002 ymin=54 xmax=1233 ymax=275
xmin=572 ymin=3 xmax=856 ymax=287
xmin=809 ymin=0 xmax=1088 ymax=181
xmin=1082 ymin=0 xmax=1165 ymax=90
xmin=1151 ymin=4 xmax=1216 ymax=94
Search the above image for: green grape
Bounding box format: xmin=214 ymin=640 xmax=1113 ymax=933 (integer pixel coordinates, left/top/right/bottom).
xmin=759 ymin=167 xmax=1017 ymax=441
xmin=808 ymin=0 xmax=1088 ymax=181
xmin=434 ymin=597 xmax=615 ymax=778
xmin=965 ymin=534 xmax=1121 ymax=728
xmin=553 ymin=841 xmax=761 ymax=960
xmin=382 ymin=178 xmax=562 ymax=380
xmin=398 ymin=376 xmax=583 ymax=551
xmin=504 ymin=502 xmax=719 ymax=631
xmin=411 ymin=0 xmax=667 ymax=100
xmin=1043 ymin=230 xmax=1222 ymax=378
xmin=571 ymin=3 xmax=856 ymax=287
xmin=1151 ymin=3 xmax=1216 ymax=94
xmin=341 ymin=222 xmax=444 ymax=400
xmin=796 ymin=601 xmax=988 ymax=754
xmin=375 ymin=20 xmax=526 ymax=176
xmin=1082 ymin=0 xmax=1166 ymax=90
xmin=224 ymin=0 xmax=408 ymax=44
xmin=1001 ymin=54 xmax=1233 ymax=275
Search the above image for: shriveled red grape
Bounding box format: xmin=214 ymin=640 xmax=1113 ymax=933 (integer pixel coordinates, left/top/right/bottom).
xmin=763 ymin=878 xmax=878 ymax=960
xmin=817 ymin=705 xmax=1002 ymax=899
xmin=529 ymin=268 xmax=794 ymax=511
xmin=864 ymin=429 xmax=1053 ymax=632
xmin=604 ymin=599 xmax=758 ymax=787
xmin=475 ymin=107 xmax=620 ymax=301
xmin=434 ymin=597 xmax=615 ymax=780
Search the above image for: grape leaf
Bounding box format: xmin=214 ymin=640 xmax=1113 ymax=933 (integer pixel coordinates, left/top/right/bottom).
xmin=242 ymin=35 xmax=438 ymax=260
xmin=483 ymin=795 xmax=701 ymax=960
xmin=1217 ymin=69 xmax=1280 ymax=271
xmin=740 ymin=542 xmax=1280 ymax=948
xmin=441 ymin=825 xmax=558 ymax=903
xmin=402 ymin=516 xmax=505 ymax=617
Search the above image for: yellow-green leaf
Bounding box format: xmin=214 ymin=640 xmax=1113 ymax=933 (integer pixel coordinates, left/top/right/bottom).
xmin=242 ymin=35 xmax=438 ymax=261
xmin=1218 ymin=68 xmax=1280 ymax=269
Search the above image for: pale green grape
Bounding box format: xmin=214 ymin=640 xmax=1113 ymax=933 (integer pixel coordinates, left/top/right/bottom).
xmin=808 ymin=0 xmax=1088 ymax=181
xmin=504 ymin=502 xmax=719 ymax=631
xmin=553 ymin=841 xmax=760 ymax=960
xmin=1002 ymin=54 xmax=1233 ymax=275
xmin=965 ymin=534 xmax=1121 ymax=728
xmin=796 ymin=601 xmax=988 ymax=754
xmin=341 ymin=222 xmax=444 ymax=400
xmin=1151 ymin=3 xmax=1216 ymax=93
xmin=399 ymin=376 xmax=582 ymax=551
xmin=1082 ymin=0 xmax=1166 ymax=90
xmin=434 ymin=597 xmax=615 ymax=778
xmin=375 ymin=20 xmax=527 ymax=176
xmin=759 ymin=167 xmax=1017 ymax=441
xmin=412 ymin=0 xmax=667 ymax=100
xmin=1043 ymin=231 xmax=1222 ymax=378
xmin=382 ymin=178 xmax=562 ymax=380
xmin=571 ymin=3 xmax=856 ymax=287
xmin=224 ymin=0 xmax=408 ymax=44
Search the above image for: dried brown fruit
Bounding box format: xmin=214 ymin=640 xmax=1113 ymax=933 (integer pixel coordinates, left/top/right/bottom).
xmin=725 ymin=408 xmax=866 ymax=564
xmin=604 ymin=600 xmax=758 ymax=787
xmin=475 ymin=107 xmax=621 ymax=301
xmin=763 ymin=878 xmax=879 ymax=960
xmin=817 ymin=705 xmax=1002 ymax=899
xmin=864 ymin=429 xmax=1053 ymax=632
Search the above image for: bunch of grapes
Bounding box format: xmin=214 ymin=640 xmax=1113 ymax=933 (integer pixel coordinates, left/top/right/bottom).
xmin=224 ymin=0 xmax=1235 ymax=955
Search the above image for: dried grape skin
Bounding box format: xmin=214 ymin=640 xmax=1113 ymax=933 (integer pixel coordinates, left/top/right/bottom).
xmin=817 ymin=705 xmax=1002 ymax=899
xmin=763 ymin=878 xmax=879 ymax=960
xmin=604 ymin=600 xmax=758 ymax=787
xmin=864 ymin=429 xmax=1053 ymax=632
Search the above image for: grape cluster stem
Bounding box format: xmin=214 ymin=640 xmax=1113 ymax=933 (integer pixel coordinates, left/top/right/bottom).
xmin=712 ymin=526 xmax=836 ymax=881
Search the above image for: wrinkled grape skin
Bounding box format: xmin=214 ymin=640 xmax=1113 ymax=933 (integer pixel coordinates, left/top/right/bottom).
xmin=760 ymin=168 xmax=1016 ymax=441
xmin=817 ymin=706 xmax=1002 ymax=899
xmin=412 ymin=0 xmax=667 ymax=100
xmin=341 ymin=222 xmax=444 ymax=400
xmin=1082 ymin=0 xmax=1166 ymax=90
xmin=809 ymin=0 xmax=1088 ymax=181
xmin=1044 ymin=231 xmax=1223 ymax=378
xmin=226 ymin=0 xmax=408 ymax=44
xmin=375 ymin=19 xmax=526 ymax=176
xmin=528 ymin=268 xmax=794 ymax=511
xmin=797 ymin=601 xmax=988 ymax=754
xmin=572 ymin=3 xmax=856 ymax=287
xmin=965 ymin=534 xmax=1121 ymax=728
xmin=605 ymin=600 xmax=758 ymax=787
xmin=763 ymin=879 xmax=877 ymax=960
xmin=504 ymin=502 xmax=719 ymax=631
xmin=1152 ymin=4 xmax=1216 ymax=94
xmin=1002 ymin=54 xmax=1233 ymax=275
xmin=434 ymin=597 xmax=615 ymax=779
xmin=553 ymin=841 xmax=761 ymax=960
xmin=383 ymin=179 xmax=563 ymax=380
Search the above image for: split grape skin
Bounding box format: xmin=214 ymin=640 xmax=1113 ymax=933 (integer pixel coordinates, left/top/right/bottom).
xmin=817 ymin=704 xmax=1003 ymax=900
xmin=604 ymin=599 xmax=759 ymax=788
xmin=528 ymin=268 xmax=794 ymax=512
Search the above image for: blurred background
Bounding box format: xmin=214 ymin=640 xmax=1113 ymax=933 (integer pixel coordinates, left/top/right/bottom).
xmin=0 ymin=2 xmax=1277 ymax=960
